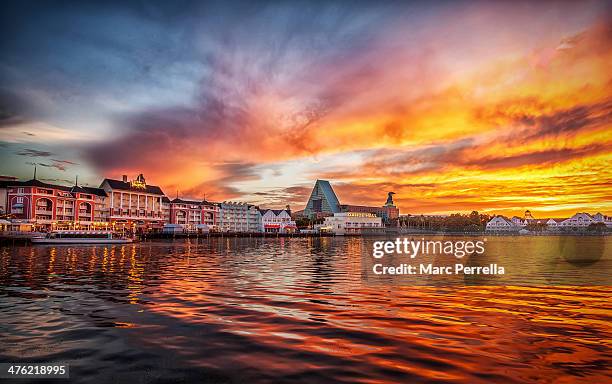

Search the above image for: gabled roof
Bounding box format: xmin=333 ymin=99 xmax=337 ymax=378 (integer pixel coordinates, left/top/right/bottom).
xmin=546 ymin=218 xmax=566 ymax=223
xmin=3 ymin=179 xmax=107 ymax=197
xmin=569 ymin=212 xmax=595 ymax=220
xmin=10 ymin=178 xmax=71 ymax=191
xmin=259 ymin=208 xmax=289 ymax=216
xmin=101 ymin=178 xmax=165 ymax=195
xmin=490 ymin=215 xmax=513 ymax=224
xmin=171 ymin=198 xmax=216 ymax=206
xmin=70 ymin=185 xmax=107 ymax=197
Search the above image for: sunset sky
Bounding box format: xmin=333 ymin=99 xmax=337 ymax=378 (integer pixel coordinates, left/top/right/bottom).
xmin=0 ymin=0 xmax=610 ymax=217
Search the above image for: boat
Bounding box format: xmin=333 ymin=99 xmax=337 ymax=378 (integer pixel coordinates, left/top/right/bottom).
xmin=31 ymin=230 xmax=133 ymax=244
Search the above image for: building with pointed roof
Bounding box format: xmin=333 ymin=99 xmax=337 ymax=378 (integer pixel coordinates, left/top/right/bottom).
xmin=485 ymin=215 xmax=519 ymax=232
xmin=303 ymin=180 xmax=341 ymax=218
xmin=302 ymin=179 xmax=399 ymax=223
xmin=5 ymin=178 xmax=107 ymax=229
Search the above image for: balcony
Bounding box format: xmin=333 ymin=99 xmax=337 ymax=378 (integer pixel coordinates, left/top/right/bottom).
xmin=36 ymin=209 xmax=53 ymax=214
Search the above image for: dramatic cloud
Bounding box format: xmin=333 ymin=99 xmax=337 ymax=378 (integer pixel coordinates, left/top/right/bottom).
xmin=1 ymin=1 xmax=611 ymax=216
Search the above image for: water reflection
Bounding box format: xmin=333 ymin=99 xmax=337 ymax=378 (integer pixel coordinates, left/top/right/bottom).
xmin=0 ymin=237 xmax=610 ymax=383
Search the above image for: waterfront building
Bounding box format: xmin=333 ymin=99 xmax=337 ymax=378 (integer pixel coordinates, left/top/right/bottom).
xmin=218 ymin=202 xmax=262 ymax=232
xmin=511 ymin=216 xmax=527 ymax=227
xmin=303 ymin=180 xmax=341 ymax=218
xmin=303 ymin=180 xmax=399 ymax=223
xmin=100 ymin=174 xmax=166 ymax=231
xmin=0 ymin=176 xmax=18 ymax=216
xmin=485 ymin=216 xmax=519 ymax=232
xmin=5 ymin=179 xmax=107 ymax=230
xmin=161 ymin=196 xmax=171 ymax=223
xmin=557 ymin=212 xmax=597 ymax=229
xmin=259 ymin=208 xmax=297 ymax=233
xmin=488 ymin=212 xmax=611 ymax=232
xmin=339 ymin=191 xmax=399 ymax=224
xmin=322 ymin=212 xmax=383 ymax=235
xmin=545 ymin=218 xmax=565 ymax=229
xmin=339 ymin=203 xmax=399 ymax=224
xmin=170 ymin=198 xmax=219 ymax=231
xmin=593 ymin=213 xmax=612 ymax=227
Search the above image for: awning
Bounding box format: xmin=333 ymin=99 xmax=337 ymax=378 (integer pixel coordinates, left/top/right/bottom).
xmin=264 ymin=224 xmax=280 ymax=228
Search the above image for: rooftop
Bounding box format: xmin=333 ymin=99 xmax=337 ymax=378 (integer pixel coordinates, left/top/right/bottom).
xmin=101 ymin=178 xmax=165 ymax=195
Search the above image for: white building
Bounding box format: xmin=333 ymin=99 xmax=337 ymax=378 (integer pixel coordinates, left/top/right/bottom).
xmin=100 ymin=174 xmax=166 ymax=230
xmin=218 ymin=202 xmax=261 ymax=232
xmin=259 ymin=209 xmax=297 ymax=233
xmin=485 ymin=216 xmax=520 ymax=232
xmin=593 ymin=212 xmax=612 ymax=228
xmin=546 ymin=218 xmax=564 ymax=229
xmin=323 ymin=212 xmax=382 ymax=235
xmin=161 ymin=197 xmax=171 ymax=224
xmin=558 ymin=212 xmax=597 ymax=228
xmin=511 ymin=216 xmax=527 ymax=227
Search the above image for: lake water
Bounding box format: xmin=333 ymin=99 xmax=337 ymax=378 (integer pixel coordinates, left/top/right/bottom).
xmin=0 ymin=236 xmax=610 ymax=383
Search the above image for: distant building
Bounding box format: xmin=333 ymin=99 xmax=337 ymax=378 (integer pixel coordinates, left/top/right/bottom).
xmin=488 ymin=212 xmax=611 ymax=232
xmin=545 ymin=218 xmax=565 ymax=228
xmin=170 ymin=198 xmax=219 ymax=231
xmin=323 ymin=212 xmax=383 ymax=235
xmin=303 ymin=180 xmax=399 ymax=223
xmin=259 ymin=208 xmax=297 ymax=233
xmin=485 ymin=216 xmax=519 ymax=232
xmin=593 ymin=212 xmax=612 ymax=228
xmin=218 ymin=202 xmax=261 ymax=232
xmin=557 ymin=212 xmax=597 ymax=228
xmin=511 ymin=216 xmax=527 ymax=227
xmin=100 ymin=174 xmax=166 ymax=230
xmin=303 ymin=180 xmax=341 ymax=218
xmin=339 ymin=204 xmax=399 ymax=224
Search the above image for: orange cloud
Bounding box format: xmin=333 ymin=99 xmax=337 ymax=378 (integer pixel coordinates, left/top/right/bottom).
xmin=83 ymin=17 xmax=612 ymax=217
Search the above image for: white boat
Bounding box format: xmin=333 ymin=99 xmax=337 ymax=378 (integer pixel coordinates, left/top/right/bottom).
xmin=31 ymin=230 xmax=133 ymax=244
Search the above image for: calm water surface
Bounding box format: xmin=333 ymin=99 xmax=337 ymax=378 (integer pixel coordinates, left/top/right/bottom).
xmin=0 ymin=237 xmax=610 ymax=383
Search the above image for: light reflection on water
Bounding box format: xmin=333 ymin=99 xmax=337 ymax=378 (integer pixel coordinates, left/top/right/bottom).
xmin=0 ymin=236 xmax=610 ymax=383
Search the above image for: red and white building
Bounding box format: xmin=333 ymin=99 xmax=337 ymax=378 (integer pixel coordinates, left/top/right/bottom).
xmin=170 ymin=198 xmax=219 ymax=231
xmin=6 ymin=179 xmax=107 ymax=230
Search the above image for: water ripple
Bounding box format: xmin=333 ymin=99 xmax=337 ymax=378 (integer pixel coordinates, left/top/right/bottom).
xmin=0 ymin=237 xmax=610 ymax=383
